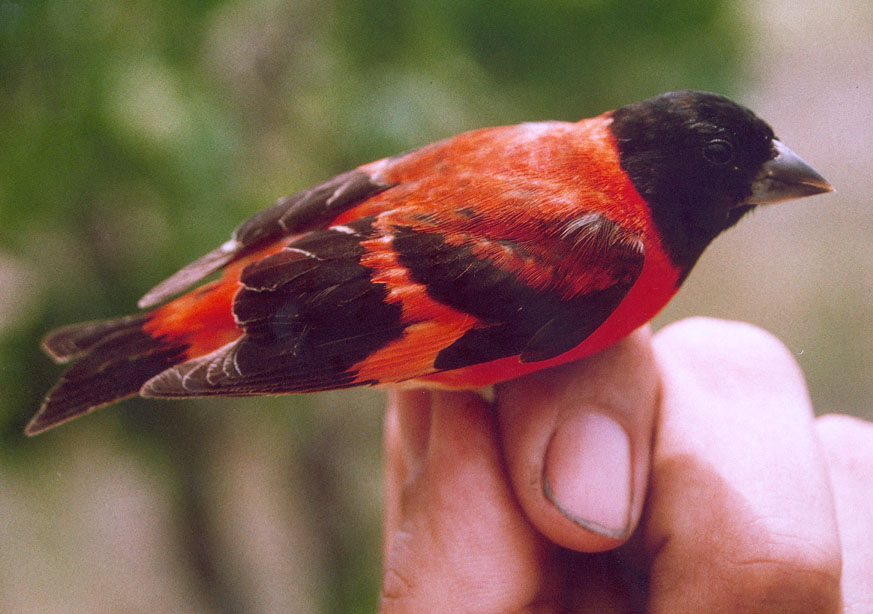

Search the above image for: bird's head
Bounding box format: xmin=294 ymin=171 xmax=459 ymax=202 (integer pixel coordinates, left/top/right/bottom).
xmin=610 ymin=90 xmax=832 ymax=270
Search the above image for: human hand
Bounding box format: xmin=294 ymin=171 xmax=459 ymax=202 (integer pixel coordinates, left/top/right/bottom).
xmin=380 ymin=318 xmax=873 ymax=613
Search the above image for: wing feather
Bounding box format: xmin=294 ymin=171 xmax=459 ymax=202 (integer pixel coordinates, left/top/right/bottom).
xmin=141 ymin=208 xmax=644 ymax=396
xmin=138 ymin=170 xmax=391 ymax=308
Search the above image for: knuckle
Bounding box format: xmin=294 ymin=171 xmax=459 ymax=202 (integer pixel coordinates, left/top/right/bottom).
xmin=379 ymin=566 xmax=416 ymax=613
xmin=818 ymin=414 xmax=873 ymax=463
xmin=721 ymin=536 xmax=842 ymax=613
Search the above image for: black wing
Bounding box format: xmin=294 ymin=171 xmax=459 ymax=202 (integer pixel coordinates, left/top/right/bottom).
xmin=141 ymin=216 xmax=406 ymax=396
xmin=389 ymin=213 xmax=645 ymax=367
xmin=140 ymin=211 xmax=644 ymax=397
xmin=138 ymin=170 xmax=391 ymax=308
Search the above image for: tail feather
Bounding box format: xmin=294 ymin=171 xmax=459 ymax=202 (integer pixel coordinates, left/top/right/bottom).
xmin=42 ymin=315 xmax=150 ymax=363
xmin=28 ymin=316 xmax=189 ymax=436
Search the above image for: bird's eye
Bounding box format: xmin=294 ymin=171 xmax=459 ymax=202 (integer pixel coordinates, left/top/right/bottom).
xmin=702 ymin=139 xmax=734 ymax=165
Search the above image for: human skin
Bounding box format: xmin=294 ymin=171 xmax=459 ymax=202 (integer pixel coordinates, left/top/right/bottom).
xmin=380 ymin=317 xmax=873 ymax=613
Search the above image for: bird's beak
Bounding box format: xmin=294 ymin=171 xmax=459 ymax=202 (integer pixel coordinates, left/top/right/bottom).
xmin=745 ymin=140 xmax=834 ymax=206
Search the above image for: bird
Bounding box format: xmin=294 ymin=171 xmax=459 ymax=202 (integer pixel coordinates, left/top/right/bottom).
xmin=27 ymin=90 xmax=833 ymax=436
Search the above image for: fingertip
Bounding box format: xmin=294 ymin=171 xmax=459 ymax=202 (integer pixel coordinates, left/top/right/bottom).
xmin=655 ymin=317 xmax=807 ymax=388
xmin=657 ymin=315 xmax=784 ymax=349
xmin=816 ymin=413 xmax=873 ymax=452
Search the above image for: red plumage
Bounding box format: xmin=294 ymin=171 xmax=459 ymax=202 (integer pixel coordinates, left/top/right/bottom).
xmin=29 ymin=91 xmax=832 ymax=435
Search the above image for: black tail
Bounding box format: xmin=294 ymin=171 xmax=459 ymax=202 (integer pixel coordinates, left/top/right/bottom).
xmin=28 ymin=315 xmax=188 ymax=436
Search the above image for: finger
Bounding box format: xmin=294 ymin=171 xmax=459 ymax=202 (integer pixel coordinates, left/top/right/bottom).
xmin=816 ymin=414 xmax=873 ymax=613
xmin=495 ymin=327 xmax=660 ymax=552
xmin=381 ymin=389 xmax=550 ymax=613
xmin=382 ymin=389 xmax=431 ymax=560
xmin=646 ymin=318 xmax=841 ymax=613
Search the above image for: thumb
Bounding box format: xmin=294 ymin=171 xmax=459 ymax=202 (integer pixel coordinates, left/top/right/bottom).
xmin=495 ymin=327 xmax=660 ymax=552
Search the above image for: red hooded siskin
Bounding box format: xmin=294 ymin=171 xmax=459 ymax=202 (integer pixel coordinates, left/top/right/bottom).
xmin=27 ymin=90 xmax=833 ymax=435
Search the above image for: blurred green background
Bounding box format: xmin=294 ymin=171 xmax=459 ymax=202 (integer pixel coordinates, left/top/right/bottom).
xmin=1 ymin=0 xmax=869 ymax=611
